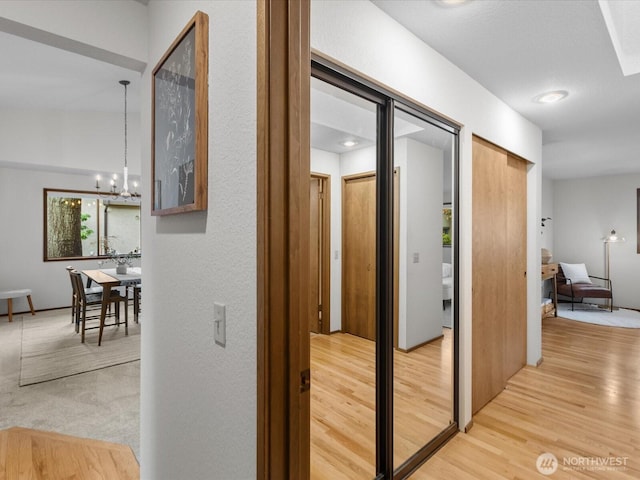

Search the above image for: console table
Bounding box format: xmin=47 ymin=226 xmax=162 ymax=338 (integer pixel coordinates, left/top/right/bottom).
xmin=541 ymin=262 xmax=558 ymax=318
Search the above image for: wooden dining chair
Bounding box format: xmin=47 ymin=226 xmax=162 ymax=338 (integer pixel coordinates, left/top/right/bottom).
xmin=66 ymin=266 xmax=104 ymax=331
xmin=70 ymin=271 xmax=128 ymax=345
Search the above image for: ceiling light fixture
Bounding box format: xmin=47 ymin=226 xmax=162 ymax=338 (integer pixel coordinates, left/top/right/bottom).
xmin=341 ymin=139 xmax=358 ymax=148
xmin=95 ymin=80 xmax=139 ymax=199
xmin=437 ymin=0 xmax=471 ymax=6
xmin=534 ymin=90 xmax=568 ymax=104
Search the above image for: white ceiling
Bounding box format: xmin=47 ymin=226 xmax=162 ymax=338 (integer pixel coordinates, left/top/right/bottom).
xmin=372 ymin=0 xmax=640 ymax=180
xmin=0 ymin=30 xmax=140 ymax=113
xmin=1 ymin=1 xmax=639 ymax=180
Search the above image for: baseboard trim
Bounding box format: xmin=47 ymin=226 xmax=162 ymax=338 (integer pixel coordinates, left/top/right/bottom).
xmin=397 ymin=334 xmax=444 ymax=353
xmin=464 ymin=419 xmax=474 ymax=433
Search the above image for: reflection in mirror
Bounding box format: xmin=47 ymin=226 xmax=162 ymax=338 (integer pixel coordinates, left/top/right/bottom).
xmin=44 ymin=189 xmax=141 ymax=261
xmin=310 ymin=77 xmax=378 ymax=478
xmin=393 ymin=108 xmax=455 ymax=467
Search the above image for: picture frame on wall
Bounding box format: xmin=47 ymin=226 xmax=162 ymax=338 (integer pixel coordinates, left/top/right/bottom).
xmin=152 ymin=11 xmax=209 ymax=216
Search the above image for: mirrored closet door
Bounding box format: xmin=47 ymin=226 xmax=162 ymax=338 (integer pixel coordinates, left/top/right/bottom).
xmin=309 ymin=58 xmax=459 ymax=479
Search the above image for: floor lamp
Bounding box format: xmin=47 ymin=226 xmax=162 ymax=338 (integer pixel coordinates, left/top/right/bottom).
xmin=603 ymin=229 xmax=625 ymax=310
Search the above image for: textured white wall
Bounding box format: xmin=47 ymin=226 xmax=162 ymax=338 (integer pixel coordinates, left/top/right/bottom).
xmin=553 ymin=174 xmax=640 ymax=309
xmin=312 ymin=0 xmax=542 ymax=428
xmin=140 ymin=1 xmax=256 ymax=479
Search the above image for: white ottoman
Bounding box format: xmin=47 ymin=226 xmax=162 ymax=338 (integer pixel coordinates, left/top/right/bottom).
xmin=0 ymin=289 xmax=35 ymax=322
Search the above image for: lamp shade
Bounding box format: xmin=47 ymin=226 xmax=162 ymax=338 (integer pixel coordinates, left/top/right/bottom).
xmin=603 ymin=229 xmax=625 ymax=243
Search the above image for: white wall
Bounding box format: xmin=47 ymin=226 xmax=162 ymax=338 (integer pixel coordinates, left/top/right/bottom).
xmin=140 ymin=1 xmax=256 ymax=479
xmin=402 ymin=138 xmax=443 ymax=349
xmin=541 ymin=176 xmax=554 ymax=252
xmin=553 ymin=174 xmax=640 ymax=309
xmin=0 ymin=109 xmax=142 ymax=177
xmin=312 ymin=0 xmax=542 ymax=429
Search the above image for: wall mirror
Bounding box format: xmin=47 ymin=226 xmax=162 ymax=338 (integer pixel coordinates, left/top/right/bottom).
xmin=44 ymin=188 xmax=141 ymax=261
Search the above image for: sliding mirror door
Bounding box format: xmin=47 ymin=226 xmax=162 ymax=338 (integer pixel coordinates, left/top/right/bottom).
xmin=310 ymin=59 xmax=459 ymax=479
xmin=310 ymin=76 xmax=380 ymax=479
xmin=392 ymin=107 xmax=456 ymax=470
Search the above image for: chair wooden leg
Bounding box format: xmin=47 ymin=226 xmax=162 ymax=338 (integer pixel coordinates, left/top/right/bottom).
xmin=81 ymin=304 xmax=87 ymax=343
xmin=133 ymin=287 xmax=140 ymax=324
xmin=124 ymin=298 xmax=129 ymax=336
xmin=7 ymin=298 xmax=12 ymax=322
xmin=27 ymin=295 xmax=35 ymax=315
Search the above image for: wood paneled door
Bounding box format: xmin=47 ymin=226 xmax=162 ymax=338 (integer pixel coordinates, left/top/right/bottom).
xmin=472 ymin=135 xmax=528 ymax=414
xmin=342 ymin=172 xmax=376 ymax=341
xmin=310 ymin=174 xmax=330 ymax=334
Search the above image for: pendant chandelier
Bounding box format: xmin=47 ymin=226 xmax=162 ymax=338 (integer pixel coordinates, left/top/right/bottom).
xmin=95 ymin=80 xmax=139 ymax=198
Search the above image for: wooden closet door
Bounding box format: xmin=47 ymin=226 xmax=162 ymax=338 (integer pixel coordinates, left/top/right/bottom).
xmin=504 ymin=154 xmax=528 ymax=380
xmin=472 ymin=137 xmax=508 ymax=414
xmin=343 ymin=173 xmax=376 ymax=341
xmin=472 ymin=136 xmax=528 ymax=414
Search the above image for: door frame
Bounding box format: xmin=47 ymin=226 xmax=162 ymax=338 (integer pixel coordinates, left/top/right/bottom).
xmin=257 ymin=0 xmax=310 ymax=478
xmin=310 ymin=172 xmax=331 ymax=335
xmin=258 ymin=3 xmax=462 ymax=474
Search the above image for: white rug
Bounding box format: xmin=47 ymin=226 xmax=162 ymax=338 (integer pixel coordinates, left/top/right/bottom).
xmin=556 ymin=303 xmax=640 ymax=328
xmin=19 ymin=309 xmax=140 ymax=386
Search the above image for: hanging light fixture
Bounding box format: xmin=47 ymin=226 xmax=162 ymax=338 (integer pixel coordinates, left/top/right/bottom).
xmin=94 ymin=80 xmax=139 ymax=198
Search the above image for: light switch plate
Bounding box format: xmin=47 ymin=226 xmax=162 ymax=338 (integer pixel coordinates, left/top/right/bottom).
xmin=214 ymin=302 xmax=226 ymax=347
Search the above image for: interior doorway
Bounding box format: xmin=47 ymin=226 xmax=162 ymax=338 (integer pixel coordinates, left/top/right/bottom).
xmin=310 ymin=173 xmax=331 ymax=335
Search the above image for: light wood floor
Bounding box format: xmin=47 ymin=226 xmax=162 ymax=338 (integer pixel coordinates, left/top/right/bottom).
xmin=413 ymin=316 xmax=640 ymax=479
xmin=310 ymin=331 xmax=452 ymax=479
xmin=0 ymin=426 xmax=139 ymax=479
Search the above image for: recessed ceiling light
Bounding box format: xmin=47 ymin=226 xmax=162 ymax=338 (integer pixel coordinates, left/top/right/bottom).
xmin=341 ymin=140 xmax=358 ymax=147
xmin=534 ymin=90 xmax=569 ymax=104
xmin=436 ymin=0 xmax=472 ymax=6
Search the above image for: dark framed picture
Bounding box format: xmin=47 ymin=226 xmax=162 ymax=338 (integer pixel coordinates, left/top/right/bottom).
xmin=152 ymin=11 xmax=208 ymax=216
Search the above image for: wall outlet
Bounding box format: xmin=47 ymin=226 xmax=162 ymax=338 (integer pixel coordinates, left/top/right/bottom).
xmin=412 ymin=252 xmax=420 ymax=263
xmin=214 ymin=302 xmax=226 ymax=347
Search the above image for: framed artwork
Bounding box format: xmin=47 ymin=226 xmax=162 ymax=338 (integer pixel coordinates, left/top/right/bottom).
xmin=152 ymin=11 xmax=209 ymax=216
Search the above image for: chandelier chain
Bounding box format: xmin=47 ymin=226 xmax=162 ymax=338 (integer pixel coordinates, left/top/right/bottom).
xmin=123 ymin=81 xmax=128 ymax=168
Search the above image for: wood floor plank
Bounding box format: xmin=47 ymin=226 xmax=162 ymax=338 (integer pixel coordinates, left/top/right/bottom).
xmin=310 ymin=331 xmax=452 ymax=478
xmin=1 ymin=427 xmax=138 ymax=479
xmin=415 ymin=317 xmax=640 ymax=478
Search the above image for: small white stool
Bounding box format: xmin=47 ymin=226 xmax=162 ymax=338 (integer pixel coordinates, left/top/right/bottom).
xmin=0 ymin=289 xmax=35 ymax=322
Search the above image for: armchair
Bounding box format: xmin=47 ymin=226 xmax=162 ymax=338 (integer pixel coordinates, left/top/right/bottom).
xmin=556 ymin=263 xmax=613 ymax=312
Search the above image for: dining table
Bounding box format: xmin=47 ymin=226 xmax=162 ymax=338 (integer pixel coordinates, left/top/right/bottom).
xmin=81 ymin=267 xmax=142 ymax=338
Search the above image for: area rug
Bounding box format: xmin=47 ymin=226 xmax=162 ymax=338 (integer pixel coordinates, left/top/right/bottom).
xmin=19 ymin=309 xmax=140 ymax=386
xmin=556 ymin=303 xmax=640 ymax=328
